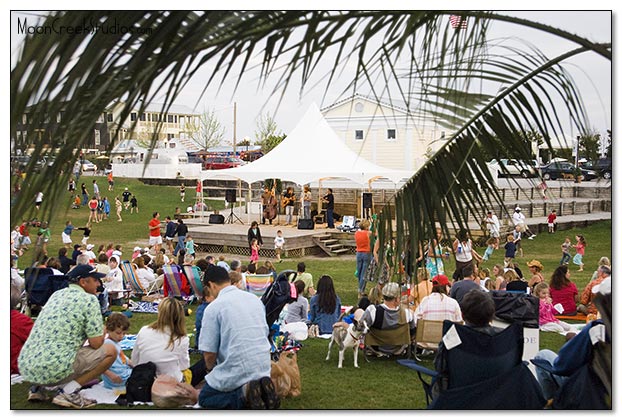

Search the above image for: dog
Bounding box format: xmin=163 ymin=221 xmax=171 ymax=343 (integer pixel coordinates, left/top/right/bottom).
xmin=325 ymin=310 xmax=369 ymax=368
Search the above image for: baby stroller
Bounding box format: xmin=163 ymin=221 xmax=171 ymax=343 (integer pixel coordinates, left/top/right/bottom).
xmin=261 ymin=270 xmax=298 ymax=359
xmin=23 ymin=267 xmax=69 ymax=317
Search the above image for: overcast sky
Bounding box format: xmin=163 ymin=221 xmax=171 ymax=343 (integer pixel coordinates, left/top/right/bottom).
xmin=8 ymin=9 xmax=612 ymax=145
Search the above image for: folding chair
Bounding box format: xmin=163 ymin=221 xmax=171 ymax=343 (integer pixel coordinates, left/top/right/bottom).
xmin=245 ymin=273 xmax=274 ymax=298
xmin=24 ymin=267 xmax=55 ymax=317
xmin=120 ymin=260 xmax=147 ymax=298
xmin=397 ymin=320 xmax=546 ymax=409
xmin=413 ymin=319 xmax=444 ymax=360
xmin=162 ymin=264 xmax=191 ymax=300
xmin=182 ymin=264 xmax=203 ymax=302
xmin=364 ymin=305 xmax=413 ymax=360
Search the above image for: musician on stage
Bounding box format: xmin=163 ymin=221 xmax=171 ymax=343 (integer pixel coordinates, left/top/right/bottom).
xmin=282 ymin=187 xmax=296 ymax=226
xmin=322 ymin=188 xmax=335 ymax=229
xmin=261 ymin=186 xmax=277 ymax=225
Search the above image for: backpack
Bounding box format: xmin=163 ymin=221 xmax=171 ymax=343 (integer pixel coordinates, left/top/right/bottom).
xmin=262 ymin=270 xmax=298 ymax=328
xmin=122 ymin=362 xmax=157 ymax=404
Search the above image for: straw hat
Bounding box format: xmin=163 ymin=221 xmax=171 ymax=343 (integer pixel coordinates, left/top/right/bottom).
xmin=527 ymin=259 xmax=543 ymax=270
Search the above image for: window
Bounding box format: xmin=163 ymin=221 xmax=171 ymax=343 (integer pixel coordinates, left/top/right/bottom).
xmin=355 ymin=130 xmax=364 ymax=141
xmin=94 ymin=129 xmax=101 ymax=146
xmin=140 ymin=113 xmax=146 ymax=121
xmin=174 ymin=115 xmax=178 ymax=123
xmin=130 ymin=112 xmax=137 ymax=122
xmin=387 ymin=129 xmax=396 ymax=140
xmin=168 ymin=115 xmax=174 ymax=123
xmin=167 ymin=133 xmax=174 ymax=140
xmin=107 ymin=113 xmax=113 ymax=122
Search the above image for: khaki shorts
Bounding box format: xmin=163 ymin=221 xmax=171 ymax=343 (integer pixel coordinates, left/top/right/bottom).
xmin=55 ymin=345 xmax=109 ymax=385
xmin=149 ymin=235 xmax=163 ymax=246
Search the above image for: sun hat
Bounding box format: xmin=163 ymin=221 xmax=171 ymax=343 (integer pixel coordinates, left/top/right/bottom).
xmin=431 ymin=274 xmax=450 ymax=286
xmin=527 ymin=260 xmax=544 ymax=270
xmin=381 ymin=282 xmax=400 ymax=299
xmin=86 ymin=244 xmax=94 ymax=250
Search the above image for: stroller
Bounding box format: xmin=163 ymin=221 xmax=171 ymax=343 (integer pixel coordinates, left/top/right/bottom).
xmin=261 ymin=270 xmax=299 ymax=359
xmin=23 ymin=267 xmax=69 ymax=317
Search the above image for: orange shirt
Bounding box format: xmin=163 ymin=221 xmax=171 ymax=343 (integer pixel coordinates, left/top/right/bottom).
xmin=149 ymin=218 xmax=161 ymax=237
xmin=355 ymin=230 xmax=371 ymax=252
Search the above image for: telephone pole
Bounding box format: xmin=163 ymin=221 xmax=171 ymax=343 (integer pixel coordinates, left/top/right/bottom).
xmin=233 ymin=101 xmax=237 ymax=155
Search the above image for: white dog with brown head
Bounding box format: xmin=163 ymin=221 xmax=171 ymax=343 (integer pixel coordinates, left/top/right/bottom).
xmin=326 ymin=309 xmax=368 ymax=368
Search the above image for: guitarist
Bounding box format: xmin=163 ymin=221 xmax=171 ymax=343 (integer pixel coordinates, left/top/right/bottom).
xmin=282 ymin=187 xmax=296 ymax=226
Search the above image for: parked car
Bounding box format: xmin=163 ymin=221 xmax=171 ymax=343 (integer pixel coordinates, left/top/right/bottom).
xmin=80 ymin=159 xmax=98 ymax=172
xmin=539 ymin=161 xmax=598 ymax=181
xmin=583 ymin=158 xmax=611 ymax=180
xmin=202 ymin=156 xmax=244 ymax=170
xmin=488 ymin=158 xmax=538 ymax=178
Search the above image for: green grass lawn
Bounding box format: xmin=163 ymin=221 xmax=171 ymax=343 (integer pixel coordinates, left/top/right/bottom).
xmin=11 ymin=176 xmax=610 ymax=409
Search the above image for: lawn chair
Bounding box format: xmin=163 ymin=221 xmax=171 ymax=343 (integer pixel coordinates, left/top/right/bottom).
xmin=182 ymin=264 xmax=203 ymax=302
xmin=245 ymin=273 xmax=274 ymax=298
xmin=364 ymin=304 xmax=413 ymax=360
xmin=120 ymin=260 xmax=147 ymax=298
xmin=413 ymin=319 xmax=444 ymax=360
xmin=23 ymin=267 xmax=68 ymax=317
xmin=397 ymin=320 xmax=546 ymax=409
xmin=162 ymin=264 xmax=191 ymax=300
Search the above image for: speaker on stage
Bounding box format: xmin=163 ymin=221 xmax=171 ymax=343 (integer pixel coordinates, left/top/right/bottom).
xmin=209 ymin=214 xmax=225 ymax=224
xmin=297 ymin=218 xmax=315 ymax=230
xmin=362 ymin=192 xmax=373 ymax=209
xmin=225 ymin=189 xmax=236 ymax=203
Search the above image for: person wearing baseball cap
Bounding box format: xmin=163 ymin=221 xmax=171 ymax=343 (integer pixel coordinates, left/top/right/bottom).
xmin=18 ymin=264 xmax=116 ymax=409
xmin=360 ymin=282 xmax=416 ymax=357
xmin=413 ymin=274 xmax=463 ymax=327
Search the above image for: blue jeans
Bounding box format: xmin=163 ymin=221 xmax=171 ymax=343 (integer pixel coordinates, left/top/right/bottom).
xmin=560 ymin=252 xmax=571 ymax=265
xmin=174 ymin=236 xmax=186 ymax=256
xmin=198 ymin=381 xmax=245 ymax=409
xmin=533 ymin=349 xmax=566 ymax=400
xmin=356 ymin=251 xmax=371 ymax=293
xmin=303 ymin=203 xmax=311 ymax=219
xmin=326 ymin=209 xmax=334 ymax=228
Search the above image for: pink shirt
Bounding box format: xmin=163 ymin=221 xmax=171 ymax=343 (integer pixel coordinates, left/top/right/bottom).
xmin=575 ymin=242 xmax=585 ymax=255
xmin=539 ymin=300 xmax=559 ymax=326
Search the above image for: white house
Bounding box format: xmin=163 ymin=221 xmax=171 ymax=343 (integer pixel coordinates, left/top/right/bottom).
xmin=321 ymin=93 xmax=448 ymax=171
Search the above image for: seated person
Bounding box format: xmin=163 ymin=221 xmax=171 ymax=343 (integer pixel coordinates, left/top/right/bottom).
xmin=309 ymin=275 xmax=341 ymax=335
xmin=10 ymin=285 xmax=34 ymax=375
xmin=413 ymin=274 xmax=463 ymax=326
xmin=283 ymin=280 xmax=309 ymax=324
xmin=361 ymin=282 xmax=416 ymax=356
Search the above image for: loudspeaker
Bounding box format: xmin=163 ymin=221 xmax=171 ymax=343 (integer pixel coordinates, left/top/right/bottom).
xmin=209 ymin=214 xmax=225 ymax=224
xmin=225 ymin=189 xmax=236 ymax=203
xmin=362 ymin=192 xmax=373 ymax=209
xmin=297 ymin=218 xmax=315 ymax=230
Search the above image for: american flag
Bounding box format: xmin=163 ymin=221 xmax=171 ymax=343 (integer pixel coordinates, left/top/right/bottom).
xmin=449 ymin=14 xmax=468 ymax=29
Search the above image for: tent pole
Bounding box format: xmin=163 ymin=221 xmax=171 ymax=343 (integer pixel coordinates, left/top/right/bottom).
xmin=247 ymin=182 xmax=251 ymax=225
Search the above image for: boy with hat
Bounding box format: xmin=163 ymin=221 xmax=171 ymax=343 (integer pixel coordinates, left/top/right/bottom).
xmin=19 ymin=265 xmax=116 ymax=409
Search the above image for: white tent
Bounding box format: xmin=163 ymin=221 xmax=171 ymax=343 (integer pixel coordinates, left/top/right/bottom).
xmin=200 ymin=103 xmax=413 ymax=186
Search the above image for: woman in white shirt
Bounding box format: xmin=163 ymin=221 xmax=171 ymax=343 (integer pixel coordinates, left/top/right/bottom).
xmin=131 ymin=297 xmax=190 ymax=382
xmin=134 ymin=256 xmax=156 ymax=290
xmin=451 ymin=230 xmax=482 ymax=281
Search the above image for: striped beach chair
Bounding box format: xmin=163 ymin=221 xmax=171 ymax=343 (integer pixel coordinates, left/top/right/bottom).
xmin=162 ymin=264 xmax=190 ymax=299
xmin=120 ymin=260 xmax=147 ymax=297
xmin=245 ymin=273 xmax=274 ymax=298
xmin=182 ymin=264 xmax=203 ymax=302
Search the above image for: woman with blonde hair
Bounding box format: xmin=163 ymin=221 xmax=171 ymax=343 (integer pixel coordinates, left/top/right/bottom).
xmin=132 ymin=297 xmax=190 ymax=382
xmin=410 ymin=267 xmax=433 ymax=310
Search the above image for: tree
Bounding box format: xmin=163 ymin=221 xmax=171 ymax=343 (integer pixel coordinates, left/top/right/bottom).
xmin=10 ymin=11 xmax=611 ymax=273
xmin=254 ymin=113 xmax=285 ymax=153
xmin=185 ymin=109 xmax=225 ymax=150
xmin=578 ymin=132 xmax=601 ymax=162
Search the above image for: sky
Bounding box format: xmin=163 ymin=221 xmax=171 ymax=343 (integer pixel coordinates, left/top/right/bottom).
xmin=7 ymin=9 xmax=612 ymax=147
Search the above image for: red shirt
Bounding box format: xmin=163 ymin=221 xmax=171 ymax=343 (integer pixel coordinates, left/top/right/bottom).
xmin=149 ymin=218 xmax=161 ymax=237
xmin=354 ymin=230 xmax=371 ymax=253
xmin=11 ymin=310 xmax=34 ymax=374
xmin=547 ymin=213 xmax=557 ymax=224
xmin=550 ymin=282 xmax=578 ymax=315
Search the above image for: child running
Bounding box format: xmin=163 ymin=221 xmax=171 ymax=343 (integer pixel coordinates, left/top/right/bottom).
xmin=572 ymin=234 xmax=587 ymax=271
xmin=274 ymin=230 xmax=285 ymax=263
xmin=547 ymin=209 xmax=557 ymax=233
xmin=482 ymin=237 xmax=498 ymax=262
xmin=504 ymin=234 xmax=516 ymax=267
xmin=560 ymin=236 xmax=572 ymax=265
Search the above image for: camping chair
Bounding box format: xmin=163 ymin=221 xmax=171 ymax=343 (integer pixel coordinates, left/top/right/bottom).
xmin=120 ymin=260 xmax=146 ymax=298
xmin=364 ymin=305 xmax=413 ymax=360
xmin=397 ymin=320 xmax=546 ymax=409
xmin=182 ymin=264 xmax=203 ymax=303
xmin=162 ymin=264 xmax=191 ymax=300
xmin=413 ymin=319 xmax=444 ymax=360
xmin=245 ymin=273 xmax=274 ymax=298
xmin=23 ymin=268 xmax=69 ymax=317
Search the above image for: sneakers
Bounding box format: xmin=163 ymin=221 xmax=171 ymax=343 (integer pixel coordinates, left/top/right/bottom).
xmin=259 ymin=377 xmax=280 ymax=410
xmin=28 ymin=385 xmax=51 ymax=402
xmin=529 ymin=234 xmax=536 ymax=239
xmin=52 ymin=390 xmax=96 ymax=409
xmin=244 ymin=380 xmax=265 ymax=409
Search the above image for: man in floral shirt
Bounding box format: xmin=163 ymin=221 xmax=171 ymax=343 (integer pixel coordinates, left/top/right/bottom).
xmin=18 ymin=265 xmax=116 ymax=408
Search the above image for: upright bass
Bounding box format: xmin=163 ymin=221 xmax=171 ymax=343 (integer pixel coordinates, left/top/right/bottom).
xmin=263 ymin=181 xmax=278 ymax=222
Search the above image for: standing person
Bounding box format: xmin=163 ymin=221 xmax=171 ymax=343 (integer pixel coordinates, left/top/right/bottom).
xmin=512 ymin=206 xmax=536 ymax=239
xmin=322 ymin=188 xmax=335 ymax=228
xmin=101 ymin=313 xmax=133 ymax=391
xmin=301 ymin=185 xmax=312 ymax=220
xmin=81 ymin=183 xmax=89 ymax=206
xmin=483 ymin=210 xmax=500 ymax=240
xmin=18 ymin=220 xmax=31 ymax=250
xmin=426 ymin=227 xmax=448 ymax=278
xmin=549 ymin=265 xmax=579 ymax=316
xmin=92 ymin=180 xmax=100 ymax=199
xmin=148 ymin=212 xmax=163 ymax=253
xmin=247 ymin=221 xmax=263 ymax=254
xmin=249 ymin=239 xmax=260 ymax=265
xmin=451 ymin=229 xmax=482 ymax=281
xmin=37 ymin=221 xmax=51 ymax=258
xmin=34 ymin=191 xmax=44 ymax=210
xmin=103 ymin=197 xmax=110 ymax=220
xmin=77 ymin=223 xmax=92 ymax=245
xmin=309 ymin=275 xmax=342 ymax=335
xmin=130 ymin=195 xmax=139 ymax=214
xmin=274 ymin=230 xmax=285 ymax=263
xmin=282 ymin=186 xmax=296 ymax=226
xmin=121 ymin=187 xmax=132 ymax=210
xmin=68 ymin=178 xmax=76 ymax=195
xmin=185 ymin=234 xmax=196 ymax=258
xmin=547 ymin=209 xmax=557 ymax=233
xmin=513 ymin=225 xmax=524 ymax=257
xmin=261 ymin=186 xmax=272 ymax=225
xmin=504 ymin=234 xmax=517 ymax=267
xmin=61 ymin=220 xmax=75 ymax=246
xmin=115 ymin=197 xmax=123 ymax=222
xmin=107 ymin=171 xmax=114 ymax=191
xmin=572 ymin=234 xmax=587 ymax=272
xmin=174 ymin=218 xmax=188 ymax=257
xmin=164 ymin=216 xmax=177 ymax=255
xmin=131 ymin=298 xmax=190 ymax=382
xmin=197 ymin=266 xmax=278 ymax=409
xmin=354 ymin=219 xmax=372 ymax=298
xmin=18 ymin=265 xmax=116 ymax=408
xmin=179 ymin=183 xmax=186 ymax=202
xmin=560 ymin=236 xmax=572 ymax=265
xmin=87 ymin=196 xmax=99 ymax=224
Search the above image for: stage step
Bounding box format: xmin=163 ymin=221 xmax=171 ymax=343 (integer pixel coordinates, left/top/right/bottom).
xmin=312 ymin=232 xmax=352 ymax=257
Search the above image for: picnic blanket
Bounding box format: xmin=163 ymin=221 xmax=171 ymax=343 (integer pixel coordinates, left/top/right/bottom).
xmin=129 ymin=301 xmax=159 ymax=313
xmin=119 ymin=334 xmax=138 ymax=351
